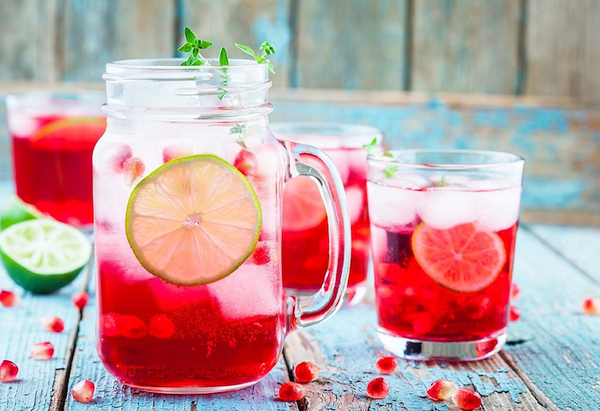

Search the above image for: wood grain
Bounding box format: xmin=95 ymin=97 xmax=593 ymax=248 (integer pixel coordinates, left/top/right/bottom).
xmin=526 ymin=0 xmax=600 ymax=104
xmin=412 ymin=0 xmax=521 ymax=94
xmin=182 ymin=0 xmax=293 ymax=88
xmin=294 ymin=0 xmax=408 ymax=90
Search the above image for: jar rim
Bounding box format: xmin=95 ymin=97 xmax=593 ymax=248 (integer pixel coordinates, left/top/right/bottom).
xmin=368 ymin=149 xmax=525 ymax=170
xmin=271 ymin=122 xmax=383 ymax=148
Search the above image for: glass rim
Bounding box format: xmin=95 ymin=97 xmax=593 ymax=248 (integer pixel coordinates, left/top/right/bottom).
xmin=271 ymin=122 xmax=383 ymax=146
xmin=6 ymin=89 xmax=105 ymax=109
xmin=368 ymin=149 xmax=525 ymax=170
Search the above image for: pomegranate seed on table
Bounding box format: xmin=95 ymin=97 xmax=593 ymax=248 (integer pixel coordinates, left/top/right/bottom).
xmin=582 ymin=298 xmax=600 ymax=315
xmin=452 ymin=387 xmax=482 ymax=410
xmin=0 ymin=360 xmax=18 ymax=383
xmin=278 ymin=382 xmax=305 ymax=402
xmin=375 ymin=356 xmax=398 ymax=375
xmin=510 ymin=283 xmax=520 ymax=300
xmin=509 ymin=306 xmax=521 ymax=322
xmin=31 ymin=342 xmax=55 ymax=360
xmin=426 ymin=379 xmax=457 ymax=400
xmin=294 ymin=361 xmax=319 ymax=383
xmin=41 ymin=315 xmax=65 ymax=333
xmin=0 ymin=290 xmax=19 ymax=307
xmin=366 ymin=377 xmax=390 ymax=399
xmin=72 ymin=379 xmax=95 ymax=403
xmin=72 ymin=291 xmax=89 ymax=310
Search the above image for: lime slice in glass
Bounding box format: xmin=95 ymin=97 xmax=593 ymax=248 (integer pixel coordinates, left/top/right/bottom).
xmin=0 ymin=219 xmax=92 ymax=293
xmin=0 ymin=196 xmax=44 ymax=230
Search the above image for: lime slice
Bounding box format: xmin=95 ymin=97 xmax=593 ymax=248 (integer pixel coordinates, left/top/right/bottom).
xmin=0 ymin=219 xmax=92 ymax=293
xmin=412 ymin=222 xmax=506 ymax=293
xmin=125 ymin=154 xmax=262 ymax=286
xmin=1 ymin=196 xmax=44 ymax=230
xmin=30 ymin=117 xmax=106 ymax=144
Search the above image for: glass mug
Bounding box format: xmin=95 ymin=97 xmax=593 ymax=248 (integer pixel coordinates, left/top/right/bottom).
xmin=94 ymin=59 xmax=351 ymax=393
xmin=272 ymin=123 xmax=382 ymax=305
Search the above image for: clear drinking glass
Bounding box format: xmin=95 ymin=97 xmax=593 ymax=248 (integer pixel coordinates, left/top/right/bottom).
xmin=272 ymin=123 xmax=382 ymax=305
xmin=94 ymin=59 xmax=351 ymax=393
xmin=367 ymin=150 xmax=524 ymax=360
xmin=6 ymin=91 xmax=106 ymax=226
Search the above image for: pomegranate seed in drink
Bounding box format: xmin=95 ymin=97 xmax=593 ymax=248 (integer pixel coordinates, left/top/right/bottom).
xmin=41 ymin=316 xmax=65 ymax=333
xmin=375 ymin=356 xmax=398 ymax=375
xmin=72 ymin=291 xmax=89 ymax=310
xmin=582 ymin=298 xmax=600 ymax=315
xmin=366 ymin=377 xmax=390 ymax=399
xmin=72 ymin=379 xmax=95 ymax=403
xmin=509 ymin=306 xmax=521 ymax=322
xmin=109 ymin=144 xmax=132 ymax=173
xmin=0 ymin=290 xmax=19 ymax=307
xmin=452 ymin=387 xmax=482 ymax=410
xmin=123 ymin=157 xmax=145 ymax=186
xmin=148 ymin=314 xmax=176 ymax=339
xmin=426 ymin=379 xmax=457 ymax=400
xmin=0 ymin=360 xmax=18 ymax=383
xmin=278 ymin=382 xmax=305 ymax=402
xmin=31 ymin=342 xmax=55 ymax=360
xmin=120 ymin=315 xmax=147 ymax=339
xmin=294 ymin=361 xmax=319 ymax=383
xmin=234 ymin=149 xmax=258 ymax=177
xmin=510 ymin=283 xmax=520 ymax=300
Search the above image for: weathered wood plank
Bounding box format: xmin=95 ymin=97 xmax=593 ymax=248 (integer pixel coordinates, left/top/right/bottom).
xmin=62 ymin=0 xmax=175 ymax=82
xmin=294 ymin=0 xmax=407 ymax=90
xmin=412 ymin=0 xmax=521 ymax=94
xmin=182 ymin=0 xmax=292 ymax=88
xmin=526 ymin=0 xmax=600 ymax=104
xmin=0 ymin=0 xmax=60 ymax=82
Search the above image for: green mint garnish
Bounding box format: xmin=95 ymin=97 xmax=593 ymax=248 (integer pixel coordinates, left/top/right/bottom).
xmin=230 ymin=123 xmax=247 ymax=135
xmin=235 ymin=42 xmax=276 ymax=73
xmin=436 ymin=175 xmax=447 ymax=187
xmin=363 ymin=138 xmax=379 ymax=156
xmin=179 ymin=27 xmax=213 ymax=66
xmin=383 ymin=166 xmax=398 ymax=179
xmin=219 ymin=47 xmax=229 ymax=66
xmin=217 ymin=47 xmax=231 ymax=100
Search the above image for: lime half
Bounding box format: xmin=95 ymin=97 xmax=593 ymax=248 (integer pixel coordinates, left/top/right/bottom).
xmin=0 ymin=219 xmax=92 ymax=293
xmin=126 ymin=154 xmax=262 ymax=286
xmin=1 ymin=196 xmax=44 ymax=230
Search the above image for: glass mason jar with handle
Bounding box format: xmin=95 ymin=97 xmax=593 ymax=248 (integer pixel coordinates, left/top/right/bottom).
xmin=94 ymin=58 xmax=351 ymax=393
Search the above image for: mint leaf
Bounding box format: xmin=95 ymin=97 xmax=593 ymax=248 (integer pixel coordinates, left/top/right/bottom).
xmin=217 ymin=87 xmax=227 ymax=100
xmin=182 ymin=54 xmax=196 ymax=66
xmin=184 ymin=27 xmax=196 ymax=43
xmin=383 ymin=166 xmax=398 ymax=179
xmin=267 ymin=61 xmax=275 ymax=74
xmin=219 ymin=47 xmax=229 ymax=66
xmin=260 ymin=41 xmax=276 ymax=56
xmin=235 ymin=43 xmax=256 ymax=57
xmin=198 ymin=39 xmax=213 ymax=50
xmin=436 ymin=175 xmax=447 ymax=187
xmin=178 ymin=43 xmax=192 ymax=52
xmin=363 ymin=138 xmax=379 ymax=155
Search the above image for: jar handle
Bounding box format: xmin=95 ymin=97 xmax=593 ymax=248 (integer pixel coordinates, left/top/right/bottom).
xmin=282 ymin=142 xmax=351 ymax=329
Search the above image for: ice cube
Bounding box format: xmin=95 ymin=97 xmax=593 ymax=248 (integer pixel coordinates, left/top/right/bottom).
xmin=474 ymin=187 xmax=521 ymax=232
xmin=345 ymin=186 xmax=365 ymax=225
xmin=7 ymin=112 xmax=39 ymax=137
xmin=417 ymin=190 xmax=478 ymax=230
xmin=325 ymin=150 xmax=351 ymax=184
xmin=367 ymin=182 xmax=418 ymax=228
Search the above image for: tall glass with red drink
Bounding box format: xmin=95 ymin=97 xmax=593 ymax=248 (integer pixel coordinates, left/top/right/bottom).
xmin=367 ymin=150 xmax=524 ymax=360
xmin=6 ymin=91 xmax=105 ymax=226
xmin=272 ymin=123 xmax=382 ymax=305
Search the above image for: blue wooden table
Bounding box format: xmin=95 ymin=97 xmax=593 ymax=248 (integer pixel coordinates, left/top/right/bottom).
xmin=0 ymin=177 xmax=599 ymax=411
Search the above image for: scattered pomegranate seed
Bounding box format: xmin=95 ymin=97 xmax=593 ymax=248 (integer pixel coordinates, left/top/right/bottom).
xmin=110 ymin=144 xmax=133 ymax=173
xmin=375 ymin=356 xmax=398 ymax=375
xmin=123 ymin=157 xmax=145 ymax=186
xmin=72 ymin=379 xmax=95 ymax=403
xmin=120 ymin=315 xmax=147 ymax=339
xmin=162 ymin=143 xmax=193 ymax=163
xmin=427 ymin=379 xmax=458 ymax=401
xmin=234 ymin=149 xmax=258 ymax=177
xmin=0 ymin=360 xmax=18 ymax=383
xmin=148 ymin=314 xmax=176 ymax=339
xmin=582 ymin=298 xmax=600 ymax=315
xmin=31 ymin=342 xmax=55 ymax=360
xmin=278 ymin=382 xmax=305 ymax=402
xmin=509 ymin=306 xmax=521 ymax=322
xmin=294 ymin=361 xmax=319 ymax=383
xmin=0 ymin=290 xmax=19 ymax=307
xmin=366 ymin=377 xmax=390 ymax=399
xmin=41 ymin=315 xmax=65 ymax=333
xmin=510 ymin=283 xmax=520 ymax=300
xmin=72 ymin=291 xmax=89 ymax=310
xmin=452 ymin=387 xmax=482 ymax=410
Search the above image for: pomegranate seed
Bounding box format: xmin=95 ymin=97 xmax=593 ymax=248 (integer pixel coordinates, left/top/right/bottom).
xmin=583 ymin=298 xmax=600 ymax=315
xmin=251 ymin=242 xmax=272 ymax=265
xmin=72 ymin=379 xmax=95 ymax=403
xmin=509 ymin=306 xmax=521 ymax=322
xmin=234 ymin=149 xmax=258 ymax=177
xmin=148 ymin=314 xmax=176 ymax=339
xmin=413 ymin=312 xmax=436 ymax=334
xmin=100 ymin=313 xmax=120 ymax=337
xmin=294 ymin=361 xmax=319 ymax=383
xmin=278 ymin=382 xmax=305 ymax=402
xmin=110 ymin=144 xmax=133 ymax=173
xmin=375 ymin=356 xmax=398 ymax=375
xmin=452 ymin=387 xmax=482 ymax=410
xmin=121 ymin=315 xmax=147 ymax=339
xmin=162 ymin=143 xmax=193 ymax=163
xmin=427 ymin=379 xmax=457 ymax=400
xmin=72 ymin=291 xmax=89 ymax=310
xmin=123 ymin=157 xmax=145 ymax=186
xmin=0 ymin=360 xmax=18 ymax=383
xmin=31 ymin=342 xmax=55 ymax=360
xmin=0 ymin=290 xmax=19 ymax=307
xmin=510 ymin=283 xmax=520 ymax=300
xmin=41 ymin=315 xmax=65 ymax=333
xmin=366 ymin=377 xmax=390 ymax=399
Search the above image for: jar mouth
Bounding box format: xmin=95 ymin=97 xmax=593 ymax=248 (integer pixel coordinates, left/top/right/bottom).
xmin=368 ymin=149 xmax=525 ymax=170
xmin=271 ymin=122 xmax=383 ymax=149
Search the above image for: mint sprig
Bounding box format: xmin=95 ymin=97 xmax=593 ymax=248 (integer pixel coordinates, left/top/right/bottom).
xmin=235 ymin=42 xmax=276 ymax=73
xmin=179 ymin=27 xmax=213 ymax=66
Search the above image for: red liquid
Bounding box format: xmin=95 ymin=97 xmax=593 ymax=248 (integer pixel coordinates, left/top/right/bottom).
xmin=10 ymin=114 xmax=105 ymax=225
xmin=282 ymin=147 xmax=370 ymax=297
xmin=372 ymin=223 xmax=518 ymax=342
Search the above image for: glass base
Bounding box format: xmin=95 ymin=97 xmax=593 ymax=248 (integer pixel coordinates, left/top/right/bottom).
xmin=120 ymin=377 xmax=262 ymax=395
xmin=378 ymin=329 xmax=508 ymax=361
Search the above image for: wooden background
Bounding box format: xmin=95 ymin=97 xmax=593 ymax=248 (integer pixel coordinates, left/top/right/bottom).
xmin=1 ymin=0 xmax=600 ymax=104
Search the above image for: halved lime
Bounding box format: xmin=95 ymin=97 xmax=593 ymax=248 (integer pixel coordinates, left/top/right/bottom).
xmin=0 ymin=219 xmax=92 ymax=293
xmin=0 ymin=196 xmax=44 ymax=230
xmin=125 ymin=154 xmax=262 ymax=286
